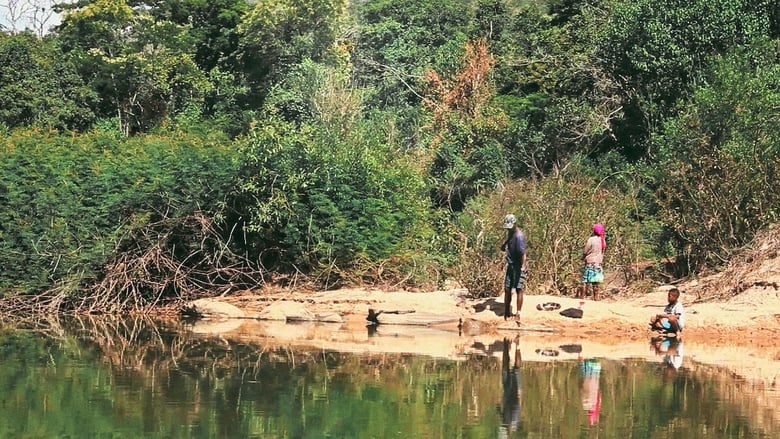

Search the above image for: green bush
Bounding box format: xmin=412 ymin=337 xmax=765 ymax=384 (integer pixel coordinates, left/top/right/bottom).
xmin=455 ymin=170 xmax=648 ymax=296
xmin=235 ymin=113 xmax=436 ymax=288
xmin=0 ymin=33 xmax=96 ymax=131
xmin=651 ymin=40 xmax=780 ymax=270
xmin=0 ymin=128 xmax=239 ymax=297
xmin=231 ymin=59 xmax=440 ymax=289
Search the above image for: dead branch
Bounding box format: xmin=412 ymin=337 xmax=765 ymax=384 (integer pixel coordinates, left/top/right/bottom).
xmin=0 ymin=212 xmax=267 ymax=316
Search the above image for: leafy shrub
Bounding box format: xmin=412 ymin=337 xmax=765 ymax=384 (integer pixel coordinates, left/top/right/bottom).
xmin=235 ymin=113 xmax=435 ymax=288
xmin=453 ymin=222 xmax=503 ymax=299
xmin=0 ymin=128 xmax=239 ymax=298
xmin=455 ymin=170 xmax=647 ymax=296
xmin=651 ymin=40 xmax=780 ymax=270
xmin=231 ymin=59 xmax=439 ymax=289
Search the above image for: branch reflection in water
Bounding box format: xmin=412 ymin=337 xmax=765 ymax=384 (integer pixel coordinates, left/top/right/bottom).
xmin=0 ymin=317 xmax=777 ymax=438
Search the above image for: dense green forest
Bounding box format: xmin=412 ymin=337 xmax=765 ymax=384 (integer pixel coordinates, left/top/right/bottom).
xmin=1 ymin=0 xmax=778 ymax=313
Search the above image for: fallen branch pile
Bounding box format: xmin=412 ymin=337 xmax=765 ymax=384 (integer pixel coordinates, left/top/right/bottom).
xmin=0 ymin=212 xmax=267 ymax=316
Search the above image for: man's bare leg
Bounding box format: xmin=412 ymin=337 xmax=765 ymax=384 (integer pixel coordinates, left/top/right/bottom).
xmin=504 ymin=288 xmax=513 ymax=320
xmin=515 ymin=290 xmax=523 ymax=323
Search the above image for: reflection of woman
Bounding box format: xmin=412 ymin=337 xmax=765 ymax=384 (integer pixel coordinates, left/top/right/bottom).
xmin=580 ymin=359 xmax=601 ymax=426
xmin=499 ymin=337 xmax=522 ymax=437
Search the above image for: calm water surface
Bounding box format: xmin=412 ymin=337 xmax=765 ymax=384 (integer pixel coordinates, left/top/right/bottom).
xmin=0 ymin=317 xmax=778 ymax=438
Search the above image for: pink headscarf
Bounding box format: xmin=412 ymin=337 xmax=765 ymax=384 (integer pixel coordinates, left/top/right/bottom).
xmin=593 ymin=223 xmax=606 ymax=251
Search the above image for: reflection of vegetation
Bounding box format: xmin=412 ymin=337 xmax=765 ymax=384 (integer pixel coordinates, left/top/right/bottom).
xmin=0 ymin=319 xmax=777 ymax=437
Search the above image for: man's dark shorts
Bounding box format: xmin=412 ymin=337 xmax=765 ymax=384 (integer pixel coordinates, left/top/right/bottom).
xmin=505 ymin=268 xmax=528 ymax=290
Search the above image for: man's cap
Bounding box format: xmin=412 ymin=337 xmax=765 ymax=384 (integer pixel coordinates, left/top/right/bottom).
xmin=503 ymin=214 xmax=517 ymax=229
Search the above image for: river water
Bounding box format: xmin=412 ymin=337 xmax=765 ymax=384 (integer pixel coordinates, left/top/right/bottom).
xmin=1 ymin=316 xmax=778 ymax=438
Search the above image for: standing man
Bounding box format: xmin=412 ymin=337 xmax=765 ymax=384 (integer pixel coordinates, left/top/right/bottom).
xmin=500 ymin=213 xmax=527 ymax=322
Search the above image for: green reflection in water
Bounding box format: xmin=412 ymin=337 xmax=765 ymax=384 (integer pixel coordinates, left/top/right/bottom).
xmin=0 ymin=320 xmax=777 ymax=438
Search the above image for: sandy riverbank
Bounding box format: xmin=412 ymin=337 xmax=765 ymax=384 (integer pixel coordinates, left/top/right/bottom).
xmin=185 ymin=282 xmax=780 ymax=389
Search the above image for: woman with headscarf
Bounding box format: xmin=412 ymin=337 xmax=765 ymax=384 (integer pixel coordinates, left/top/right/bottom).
xmin=579 ymin=223 xmax=606 ymax=301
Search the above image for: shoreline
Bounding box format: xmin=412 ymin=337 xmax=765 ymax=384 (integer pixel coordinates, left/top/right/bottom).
xmin=186 ymin=285 xmax=780 ymax=388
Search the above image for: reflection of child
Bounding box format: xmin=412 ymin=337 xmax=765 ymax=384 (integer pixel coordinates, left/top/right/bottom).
xmin=580 ymin=359 xmax=601 ymax=426
xmin=649 ymin=288 xmax=685 ymax=334
xmin=652 ymin=337 xmax=684 ymax=370
xmin=651 ymin=336 xmax=684 ymax=378
xmin=664 ymin=340 xmax=684 ymax=370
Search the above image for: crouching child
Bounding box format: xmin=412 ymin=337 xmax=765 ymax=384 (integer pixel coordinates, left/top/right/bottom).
xmin=649 ymin=288 xmax=685 ymax=334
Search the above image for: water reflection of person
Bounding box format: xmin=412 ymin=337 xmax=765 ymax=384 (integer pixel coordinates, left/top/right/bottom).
xmin=499 ymin=337 xmax=522 ymax=437
xmin=651 ymin=336 xmax=684 ymax=371
xmin=580 ymin=358 xmax=602 ymax=426
xmin=665 ymin=339 xmax=684 ymax=370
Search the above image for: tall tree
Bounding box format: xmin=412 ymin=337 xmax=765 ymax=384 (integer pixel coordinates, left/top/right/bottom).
xmin=597 ymin=0 xmax=775 ymax=158
xmin=353 ymin=0 xmax=474 ymax=109
xmin=424 ymin=39 xmax=507 ymax=210
xmin=0 ymin=0 xmax=33 ymax=34
xmin=55 ymin=0 xmax=209 ymax=134
xmin=235 ymin=0 xmax=348 ymax=107
xmin=491 ymin=0 xmax=623 ymax=176
xmin=0 ymin=32 xmax=95 ymax=130
xmin=652 ymin=39 xmax=780 ymax=269
xmin=115 ymin=0 xmax=252 ymax=134
xmin=127 ymin=0 xmax=248 ymax=73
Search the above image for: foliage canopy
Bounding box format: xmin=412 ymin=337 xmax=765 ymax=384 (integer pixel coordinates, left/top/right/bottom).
xmin=1 ymin=0 xmax=779 ymax=306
